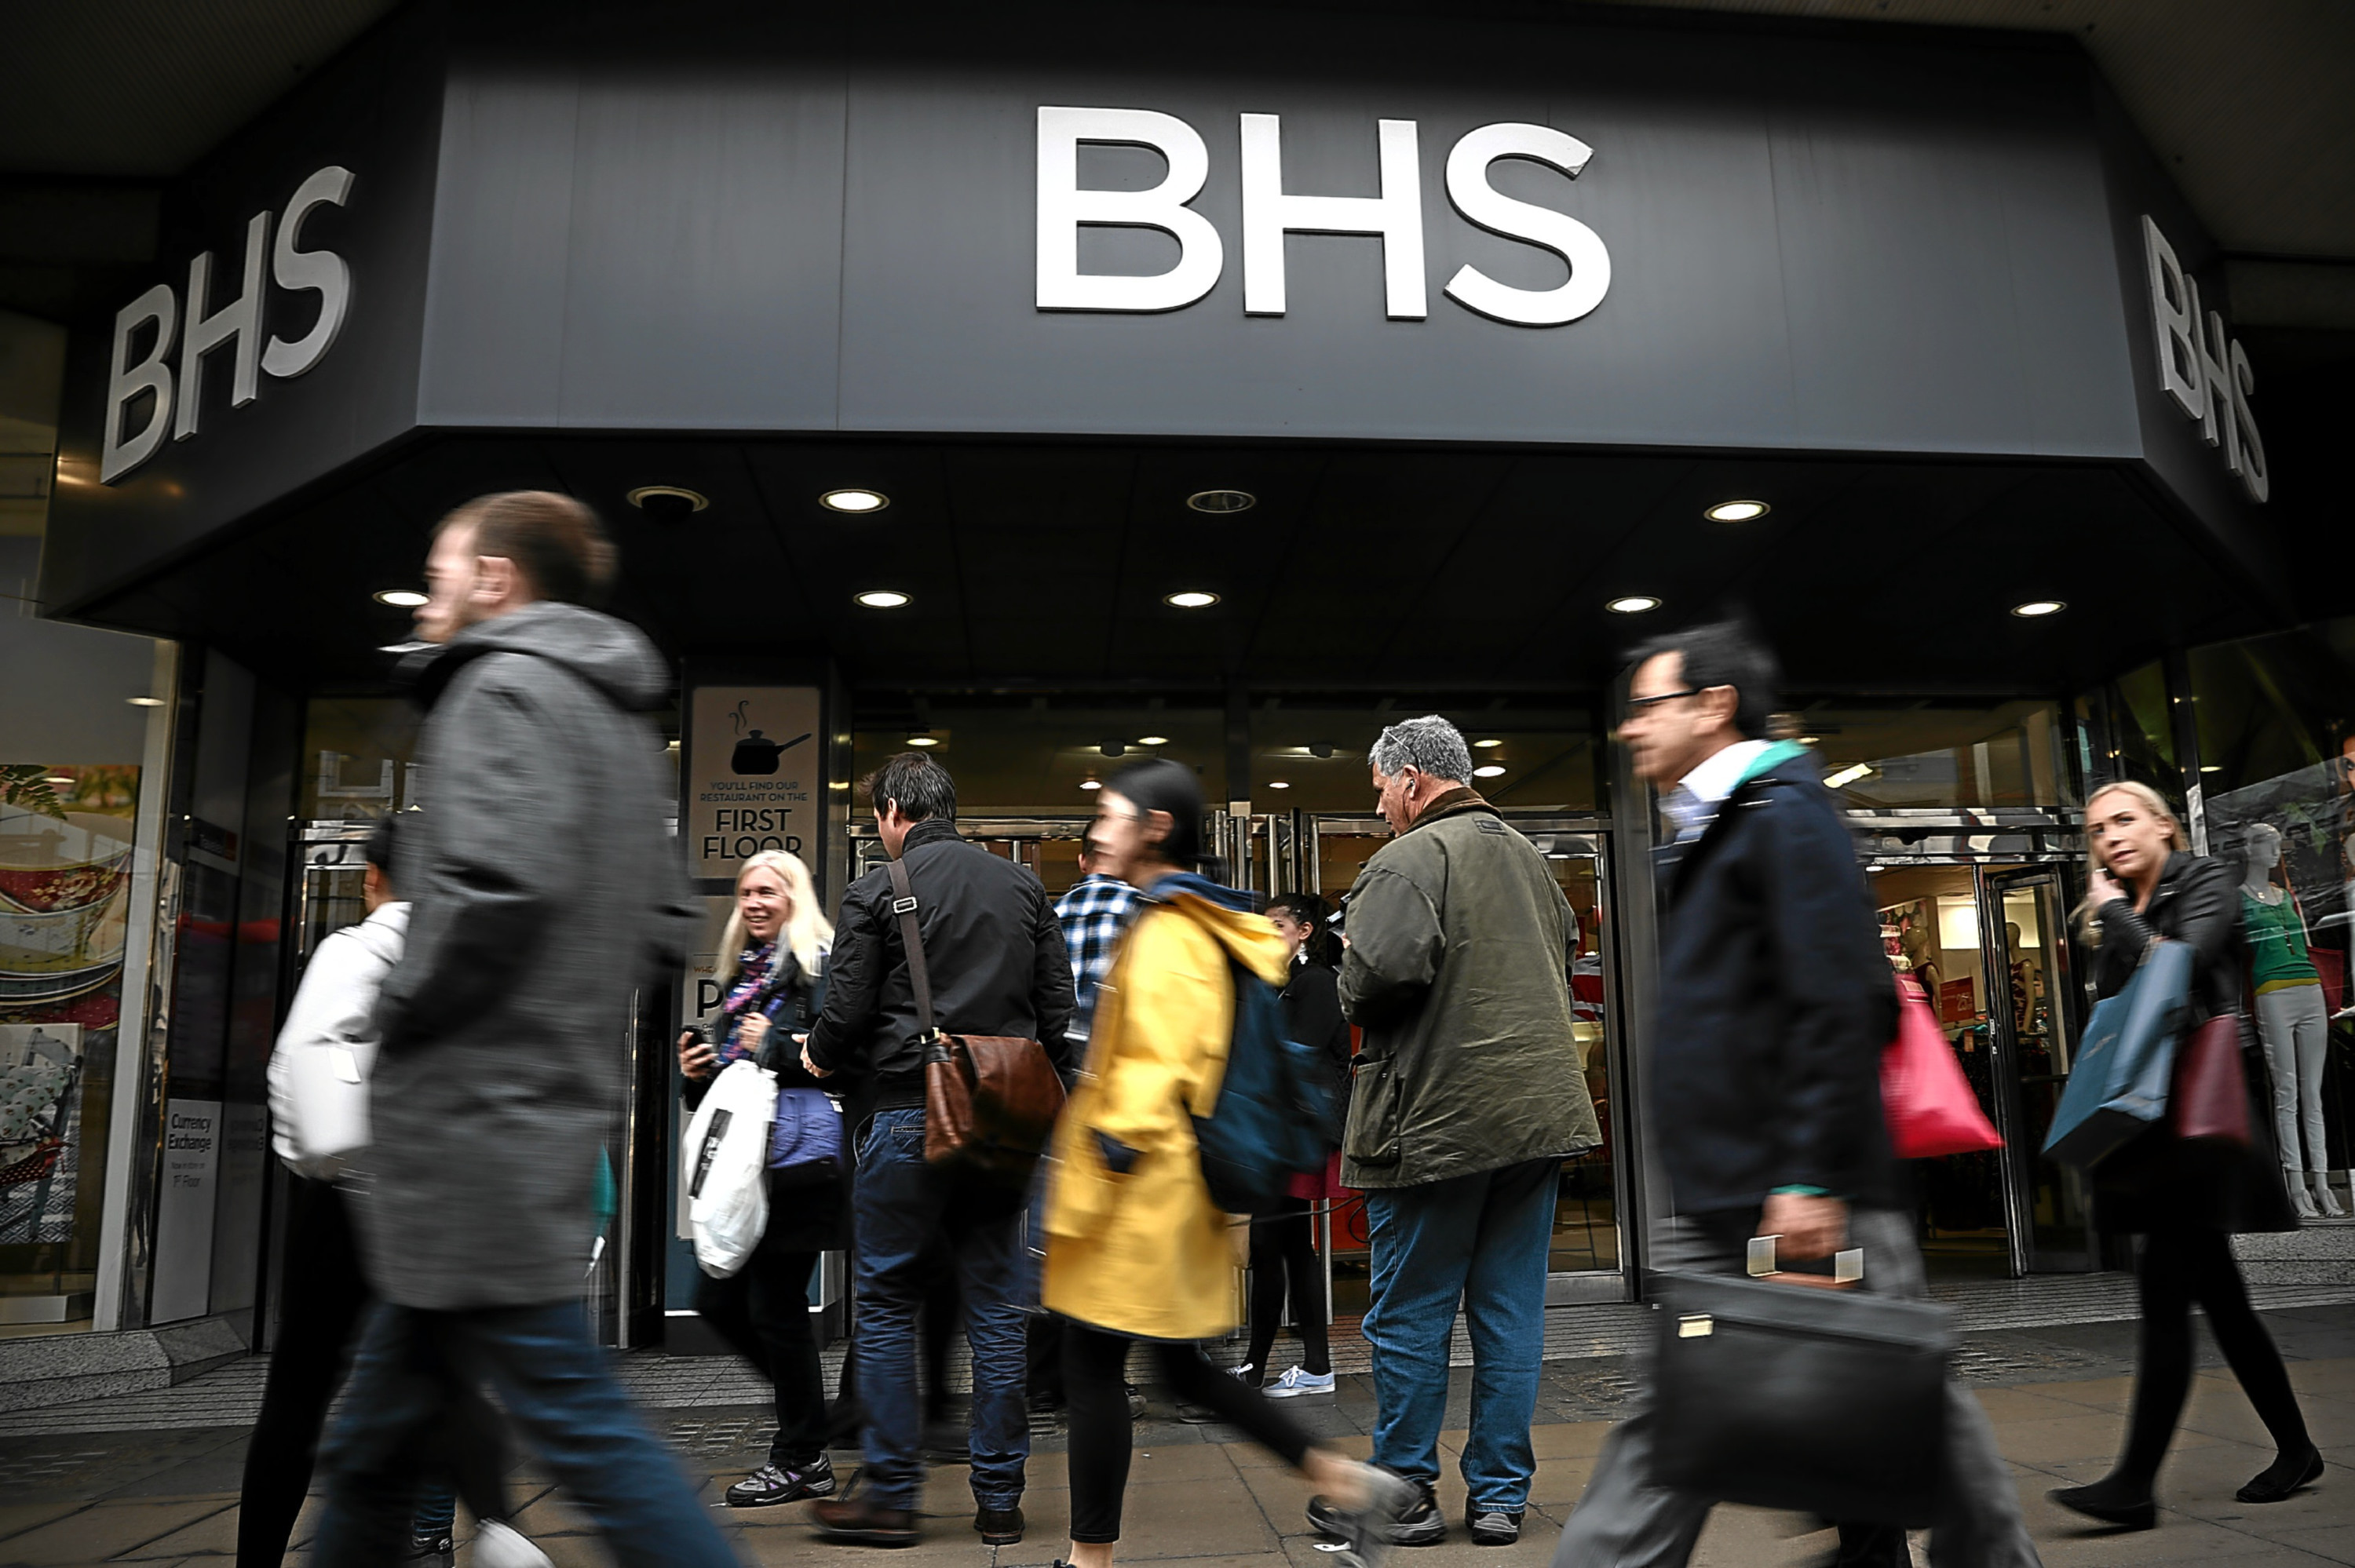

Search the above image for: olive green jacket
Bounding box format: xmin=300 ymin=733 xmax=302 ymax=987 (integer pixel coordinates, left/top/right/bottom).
xmin=1338 ymin=790 xmax=1601 ymax=1189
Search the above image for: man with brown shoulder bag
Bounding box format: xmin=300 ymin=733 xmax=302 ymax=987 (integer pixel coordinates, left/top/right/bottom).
xmin=801 ymin=752 xmax=1077 ymax=1547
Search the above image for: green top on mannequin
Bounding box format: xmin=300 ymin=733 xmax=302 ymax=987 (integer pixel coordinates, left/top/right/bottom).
xmin=2244 ymin=889 xmax=2318 ymax=993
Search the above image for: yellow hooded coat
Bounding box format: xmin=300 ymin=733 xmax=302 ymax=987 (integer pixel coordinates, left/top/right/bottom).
xmin=1042 ymin=885 xmax=1292 ymax=1342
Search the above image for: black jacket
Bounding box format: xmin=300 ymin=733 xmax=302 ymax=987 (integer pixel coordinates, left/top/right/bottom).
xmin=1653 ymin=748 xmax=1898 ymax=1215
xmin=804 ymin=819 xmax=1078 ymax=1108
xmin=2086 ymin=851 xmax=2297 ymax=1235
xmin=1280 ymin=955 xmax=1353 ymax=1144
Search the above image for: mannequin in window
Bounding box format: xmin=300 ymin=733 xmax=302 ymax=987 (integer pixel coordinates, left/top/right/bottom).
xmin=2242 ymin=823 xmax=2343 ymax=1219
xmin=2006 ymin=922 xmax=2051 ymax=1079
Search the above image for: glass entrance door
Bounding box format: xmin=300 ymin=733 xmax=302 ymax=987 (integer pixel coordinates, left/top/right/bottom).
xmin=1984 ymin=867 xmax=2099 ymax=1271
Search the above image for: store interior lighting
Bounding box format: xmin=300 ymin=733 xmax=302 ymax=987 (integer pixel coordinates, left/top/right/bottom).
xmin=1136 ymin=735 xmax=1170 ymax=746
xmin=1474 ymin=738 xmax=1503 ymax=748
xmin=821 ymin=488 xmax=889 ymax=513
xmin=1185 ymin=489 xmax=1255 ymax=513
xmin=373 ymin=589 xmax=428 ymax=607
xmin=1605 ymin=594 xmax=1662 ymax=614
xmin=855 ymin=589 xmax=911 ymax=607
xmin=1824 ymin=761 xmax=1876 ymax=789
xmin=1473 ymin=764 xmax=1506 ymax=778
xmin=1164 ymin=590 xmax=1220 ymax=608
xmin=2010 ymin=600 xmax=2065 ymax=618
xmin=906 ymin=735 xmax=938 ymax=747
xmin=1268 ymin=780 xmax=1291 ymax=789
xmin=1937 ymin=896 xmax=1980 ymax=950
xmin=1704 ymin=499 xmax=1769 ymax=523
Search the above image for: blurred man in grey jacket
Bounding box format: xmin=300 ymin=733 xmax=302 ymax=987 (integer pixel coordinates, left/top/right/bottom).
xmin=315 ymin=491 xmax=732 ymax=1568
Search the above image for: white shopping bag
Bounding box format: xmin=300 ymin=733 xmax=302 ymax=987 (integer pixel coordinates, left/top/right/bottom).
xmin=682 ymin=1058 xmax=776 ymax=1277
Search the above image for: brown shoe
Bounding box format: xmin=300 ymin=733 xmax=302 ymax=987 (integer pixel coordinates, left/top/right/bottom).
xmin=975 ymin=1506 xmax=1024 ymax=1544
xmin=810 ymin=1494 xmax=919 ymax=1547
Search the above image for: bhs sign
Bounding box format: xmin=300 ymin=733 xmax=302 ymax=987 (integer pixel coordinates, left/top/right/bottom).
xmin=2141 ymin=214 xmax=2266 ymax=504
xmin=1036 ymin=108 xmax=1609 ymax=327
xmin=100 ymin=166 xmax=354 ymax=484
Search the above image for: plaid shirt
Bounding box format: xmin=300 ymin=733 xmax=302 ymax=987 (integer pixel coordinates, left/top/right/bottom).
xmin=1055 ymin=873 xmax=1141 ymax=1046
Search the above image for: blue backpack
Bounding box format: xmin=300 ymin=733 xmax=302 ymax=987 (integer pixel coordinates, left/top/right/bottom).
xmin=1193 ymin=957 xmax=1342 ymax=1215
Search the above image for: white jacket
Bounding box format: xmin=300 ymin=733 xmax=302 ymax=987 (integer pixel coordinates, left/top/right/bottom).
xmin=268 ymin=902 xmax=408 ymax=1180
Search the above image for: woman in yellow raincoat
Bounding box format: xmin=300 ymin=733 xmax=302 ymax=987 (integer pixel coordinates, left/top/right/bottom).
xmin=1042 ymin=758 xmax=1411 ymax=1568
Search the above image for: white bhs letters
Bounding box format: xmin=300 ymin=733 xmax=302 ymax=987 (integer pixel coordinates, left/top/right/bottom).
xmin=102 ymin=166 xmax=355 ymax=484
xmin=1035 ymin=108 xmax=1608 ymax=328
xmin=2141 ymin=214 xmax=2267 ymax=505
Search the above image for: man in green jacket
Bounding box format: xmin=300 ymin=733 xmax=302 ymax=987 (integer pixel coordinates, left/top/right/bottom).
xmin=1305 ymin=716 xmax=1601 ymax=1549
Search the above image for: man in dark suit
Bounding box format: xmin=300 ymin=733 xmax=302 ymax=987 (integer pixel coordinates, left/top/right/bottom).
xmin=1550 ymin=622 xmax=2039 ymax=1568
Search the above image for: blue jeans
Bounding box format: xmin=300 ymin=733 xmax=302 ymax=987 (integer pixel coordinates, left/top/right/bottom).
xmin=315 ymin=1300 xmax=736 ymax=1568
xmin=852 ymin=1106 xmax=1031 ymax=1511
xmin=1363 ymin=1158 xmax=1557 ymax=1510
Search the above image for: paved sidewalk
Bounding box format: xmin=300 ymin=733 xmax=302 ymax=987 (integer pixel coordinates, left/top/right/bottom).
xmin=2 ymin=1304 xmax=2350 ymax=1566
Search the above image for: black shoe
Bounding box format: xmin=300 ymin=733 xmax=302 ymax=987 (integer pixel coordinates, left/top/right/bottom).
xmin=1309 ymin=1475 xmax=1446 ymax=1548
xmin=921 ymin=1419 xmax=970 ymax=1465
xmin=1466 ymin=1508 xmax=1523 ymax=1546
xmin=811 ymin=1494 xmax=919 ymax=1546
xmin=403 ymin=1533 xmax=455 ymax=1566
xmin=728 ymin=1454 xmax=837 ymax=1508
xmin=2048 ymin=1478 xmax=2156 ymax=1531
xmin=974 ymin=1505 xmax=1024 ymax=1544
xmin=2236 ymin=1447 xmax=2324 ymax=1504
xmin=1831 ymin=1521 xmax=1908 ymax=1566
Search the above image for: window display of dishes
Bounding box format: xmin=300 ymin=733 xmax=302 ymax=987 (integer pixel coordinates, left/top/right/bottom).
xmin=0 ymin=808 xmax=133 ymax=1001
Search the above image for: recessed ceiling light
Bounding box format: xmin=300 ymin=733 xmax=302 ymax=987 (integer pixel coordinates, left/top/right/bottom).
xmin=820 ymin=488 xmax=889 ymax=514
xmin=1079 ymin=779 xmax=1102 ymax=790
xmin=2011 ymin=599 xmax=2065 ymax=618
xmin=1164 ymin=590 xmax=1220 ymax=609
xmin=1473 ymin=738 xmax=1502 ymax=749
xmin=1800 ymin=735 xmax=1821 ymax=745
xmin=126 ymin=696 xmax=166 ymax=707
xmin=1605 ymin=594 xmax=1662 ymax=614
xmin=855 ymin=589 xmax=911 ymax=608
xmin=1473 ymin=764 xmax=1506 ymax=778
xmin=2200 ymin=764 xmax=2222 ymax=773
xmin=1824 ymin=762 xmax=1876 ymax=789
xmin=907 ymin=735 xmax=939 ymax=748
xmin=626 ymin=486 xmax=708 ymax=520
xmin=1704 ymin=499 xmax=1769 ymax=523
xmin=1137 ymin=735 xmax=1170 ymax=747
xmin=1267 ymin=780 xmax=1292 ymax=790
xmin=373 ymin=589 xmax=429 ymax=607
xmin=1186 ymin=489 xmax=1255 ymax=513
xmin=378 ymin=640 xmax=433 ymax=655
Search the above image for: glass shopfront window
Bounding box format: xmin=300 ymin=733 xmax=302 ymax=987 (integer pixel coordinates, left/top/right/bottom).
xmin=2076 ymin=660 xmax=2181 ymax=811
xmin=1790 ymin=700 xmax=2075 ymax=810
xmin=2189 ymin=623 xmax=2355 ymax=1212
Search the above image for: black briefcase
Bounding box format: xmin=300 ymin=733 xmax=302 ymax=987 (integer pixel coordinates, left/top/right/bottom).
xmin=1651 ymin=1270 xmax=1955 ymax=1526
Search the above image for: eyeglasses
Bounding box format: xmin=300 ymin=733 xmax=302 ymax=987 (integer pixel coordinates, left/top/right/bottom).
xmin=1623 ymin=687 xmax=1705 ymax=713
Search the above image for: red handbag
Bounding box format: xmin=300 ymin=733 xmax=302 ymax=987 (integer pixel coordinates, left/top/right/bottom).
xmin=2170 ymin=1013 xmax=2252 ymax=1146
xmin=1882 ymin=977 xmax=2003 ymax=1158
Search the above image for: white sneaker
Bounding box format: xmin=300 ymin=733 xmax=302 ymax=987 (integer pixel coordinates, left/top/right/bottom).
xmin=1263 ymin=1366 xmax=1336 ymax=1398
xmin=470 ymin=1520 xmax=553 ymax=1568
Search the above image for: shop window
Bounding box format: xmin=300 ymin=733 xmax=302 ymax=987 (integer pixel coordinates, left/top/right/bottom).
xmin=2190 ymin=622 xmax=2355 ymax=1204
xmin=2 ymin=551 xmax=172 ymax=1334
xmin=1791 ymin=700 xmax=2074 ymax=810
xmin=301 ymin=698 xmax=424 ymax=820
xmin=2075 ymin=661 xmax=2180 ymax=812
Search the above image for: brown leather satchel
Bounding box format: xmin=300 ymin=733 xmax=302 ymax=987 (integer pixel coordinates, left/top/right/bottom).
xmin=2171 ymin=1012 xmax=2252 ymax=1147
xmin=885 ymin=858 xmax=1066 ymax=1182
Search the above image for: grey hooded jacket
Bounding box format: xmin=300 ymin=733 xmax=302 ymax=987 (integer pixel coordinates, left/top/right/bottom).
xmin=1338 ymin=789 xmax=1601 ymax=1190
xmin=360 ymin=602 xmax=696 ymax=1309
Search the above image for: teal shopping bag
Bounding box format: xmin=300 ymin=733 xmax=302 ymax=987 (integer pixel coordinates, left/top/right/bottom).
xmin=2043 ymin=939 xmax=2193 ymax=1169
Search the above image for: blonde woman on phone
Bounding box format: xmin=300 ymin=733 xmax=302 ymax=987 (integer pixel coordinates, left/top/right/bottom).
xmin=675 ymin=850 xmax=846 ymax=1510
xmin=2051 ymin=782 xmax=2313 ymax=1529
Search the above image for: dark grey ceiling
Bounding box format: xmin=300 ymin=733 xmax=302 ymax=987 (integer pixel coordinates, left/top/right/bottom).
xmin=78 ymin=431 xmax=2264 ymax=703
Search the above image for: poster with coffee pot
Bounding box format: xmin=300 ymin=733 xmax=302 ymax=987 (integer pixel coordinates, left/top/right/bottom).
xmin=685 ymin=688 xmax=822 ymax=882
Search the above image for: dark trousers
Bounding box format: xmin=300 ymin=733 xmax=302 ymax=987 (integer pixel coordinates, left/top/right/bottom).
xmin=316 ymin=1298 xmax=735 ymax=1568
xmin=1063 ymin=1320 xmax=1316 ymax=1544
xmin=236 ymin=1179 xmax=507 ymax=1568
xmin=696 ymin=1228 xmax=825 ymax=1468
xmin=2118 ymin=1227 xmax=2311 ymax=1483
xmin=1246 ymin=1196 xmax=1331 ymax=1379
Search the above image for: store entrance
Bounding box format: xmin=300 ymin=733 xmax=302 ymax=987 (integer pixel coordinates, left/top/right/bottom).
xmin=1869 ymin=856 xmax=2098 ymax=1278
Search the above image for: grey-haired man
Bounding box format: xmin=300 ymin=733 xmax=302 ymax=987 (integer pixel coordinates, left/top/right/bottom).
xmin=1305 ymin=716 xmax=1601 ymax=1548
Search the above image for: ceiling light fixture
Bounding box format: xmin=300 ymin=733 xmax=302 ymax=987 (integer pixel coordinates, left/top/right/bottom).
xmin=626 ymin=486 xmax=708 ymax=522
xmin=1136 ymin=735 xmax=1170 ymax=747
xmin=1267 ymin=780 xmax=1291 ymax=790
xmin=1473 ymin=738 xmax=1502 ymax=749
xmin=1605 ymin=594 xmax=1662 ymax=614
xmin=1164 ymin=590 xmax=1220 ymax=609
xmin=1185 ymin=489 xmax=1255 ymax=513
xmin=1473 ymin=764 xmax=1506 ymax=779
xmin=1704 ymin=499 xmax=1769 ymax=523
xmin=820 ymin=488 xmax=889 ymax=513
xmin=378 ymin=640 xmax=433 ymax=655
xmin=1800 ymin=735 xmax=1821 ymax=745
xmin=1079 ymin=779 xmax=1102 ymax=791
xmin=907 ymin=735 xmax=939 ymax=748
xmin=2200 ymin=764 xmax=2222 ymax=774
xmin=855 ymin=589 xmax=911 ymax=608
xmin=373 ymin=589 xmax=429 ymax=607
xmin=2011 ymin=599 xmax=2066 ymax=618
xmin=1824 ymin=762 xmax=1877 ymax=789
xmin=126 ymin=696 xmax=166 ymax=707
